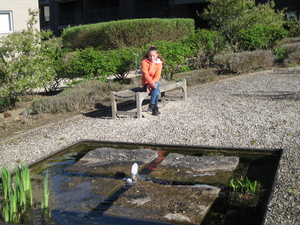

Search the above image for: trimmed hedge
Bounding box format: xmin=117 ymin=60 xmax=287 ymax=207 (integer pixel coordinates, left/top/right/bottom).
xmin=213 ymin=50 xmax=274 ymax=74
xmin=31 ymin=80 xmax=125 ymax=113
xmin=61 ymin=18 xmax=195 ymax=50
xmin=280 ymin=42 xmax=300 ymax=55
xmin=281 ymin=40 xmax=300 ymax=66
xmin=284 ymin=51 xmax=300 ymax=66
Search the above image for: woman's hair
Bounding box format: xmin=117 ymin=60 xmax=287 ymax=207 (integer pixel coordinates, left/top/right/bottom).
xmin=144 ymin=45 xmax=165 ymax=64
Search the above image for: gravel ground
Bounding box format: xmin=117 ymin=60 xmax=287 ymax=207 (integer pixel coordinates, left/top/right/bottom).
xmin=0 ymin=68 xmax=299 ymax=224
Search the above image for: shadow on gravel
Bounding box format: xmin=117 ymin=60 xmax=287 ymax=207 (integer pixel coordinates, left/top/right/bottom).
xmin=83 ymin=99 xmax=151 ymax=119
xmin=233 ymin=91 xmax=300 ymax=101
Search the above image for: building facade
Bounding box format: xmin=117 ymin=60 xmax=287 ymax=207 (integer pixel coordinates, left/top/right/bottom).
xmin=257 ymin=0 xmax=300 ymax=19
xmin=0 ymin=0 xmax=39 ymax=37
xmin=39 ymin=0 xmax=300 ymax=36
xmin=39 ymin=0 xmax=208 ymax=36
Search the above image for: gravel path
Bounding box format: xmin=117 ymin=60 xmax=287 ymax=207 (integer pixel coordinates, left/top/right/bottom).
xmin=0 ymin=68 xmax=299 ymax=224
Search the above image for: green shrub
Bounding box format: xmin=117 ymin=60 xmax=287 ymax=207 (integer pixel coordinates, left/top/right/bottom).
xmin=213 ymin=50 xmax=274 ymax=74
xmin=61 ymin=18 xmax=194 ymax=50
xmin=149 ymin=41 xmax=194 ymax=80
xmin=106 ymin=48 xmax=142 ymax=80
xmin=63 ymin=47 xmax=116 ymax=80
xmin=0 ymin=99 xmax=12 ymax=110
xmin=202 ymin=0 xmax=286 ymax=51
xmin=64 ymin=47 xmax=141 ymax=80
xmin=182 ymin=29 xmax=226 ymax=68
xmin=273 ymin=46 xmax=287 ymax=60
xmin=239 ymin=24 xmax=288 ymax=50
xmin=184 ymin=29 xmax=226 ymax=55
xmin=31 ymin=80 xmax=128 ymax=113
xmin=0 ymin=10 xmax=63 ymax=106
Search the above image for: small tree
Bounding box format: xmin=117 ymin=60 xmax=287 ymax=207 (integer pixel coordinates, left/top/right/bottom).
xmin=201 ymin=0 xmax=255 ymax=51
xmin=201 ymin=0 xmax=286 ymax=51
xmin=182 ymin=29 xmax=225 ymax=68
xmin=0 ymin=10 xmax=63 ymax=107
xmin=42 ymin=36 xmax=64 ymax=93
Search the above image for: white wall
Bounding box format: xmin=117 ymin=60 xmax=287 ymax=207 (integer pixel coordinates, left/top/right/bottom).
xmin=0 ymin=0 xmax=39 ymax=37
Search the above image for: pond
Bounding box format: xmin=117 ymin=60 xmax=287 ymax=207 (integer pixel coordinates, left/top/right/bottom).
xmin=29 ymin=140 xmax=282 ymax=225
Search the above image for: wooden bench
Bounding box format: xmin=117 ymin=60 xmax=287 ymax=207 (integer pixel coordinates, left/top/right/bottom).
xmin=110 ymin=79 xmax=187 ymax=119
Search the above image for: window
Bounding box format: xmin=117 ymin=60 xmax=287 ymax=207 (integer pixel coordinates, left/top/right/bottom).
xmin=44 ymin=6 xmax=50 ymax=21
xmin=286 ymin=11 xmax=298 ymax=20
xmin=0 ymin=11 xmax=13 ymax=33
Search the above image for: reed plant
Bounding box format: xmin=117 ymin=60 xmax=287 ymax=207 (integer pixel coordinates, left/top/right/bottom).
xmin=1 ymin=167 xmax=11 ymax=200
xmin=15 ymin=169 xmax=26 ymax=210
xmin=40 ymin=171 xmax=50 ymax=217
xmin=228 ymin=177 xmax=264 ymax=207
xmin=21 ymin=165 xmax=32 ymax=206
xmin=0 ymin=164 xmax=35 ymax=223
xmin=8 ymin=187 xmax=18 ymax=222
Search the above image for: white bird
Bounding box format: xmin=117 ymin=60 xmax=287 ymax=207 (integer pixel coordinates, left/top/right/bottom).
xmin=131 ymin=163 xmax=138 ymax=181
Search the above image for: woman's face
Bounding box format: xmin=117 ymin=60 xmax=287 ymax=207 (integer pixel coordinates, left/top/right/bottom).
xmin=148 ymin=50 xmax=158 ymax=63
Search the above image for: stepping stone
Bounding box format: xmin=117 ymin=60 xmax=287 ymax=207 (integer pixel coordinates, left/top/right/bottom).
xmin=50 ymin=176 xmax=124 ymax=213
xmin=66 ymin=147 xmax=158 ymax=176
xmin=104 ymin=181 xmax=220 ymax=224
xmin=149 ymin=153 xmax=239 ymax=184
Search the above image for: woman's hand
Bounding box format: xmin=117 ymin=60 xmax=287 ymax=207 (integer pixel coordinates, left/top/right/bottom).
xmin=150 ymin=83 xmax=156 ymax=89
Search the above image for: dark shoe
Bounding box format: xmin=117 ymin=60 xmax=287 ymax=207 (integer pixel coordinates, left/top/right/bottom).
xmin=147 ymin=104 xmax=154 ymax=114
xmin=153 ymin=106 xmax=161 ymax=116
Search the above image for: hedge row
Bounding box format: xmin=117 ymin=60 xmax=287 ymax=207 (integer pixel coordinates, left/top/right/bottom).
xmin=31 ymin=80 xmax=124 ymax=113
xmin=213 ymin=50 xmax=275 ymax=74
xmin=61 ymin=18 xmax=195 ymax=50
xmin=278 ymin=39 xmax=300 ymax=66
xmin=63 ymin=33 xmax=281 ymax=80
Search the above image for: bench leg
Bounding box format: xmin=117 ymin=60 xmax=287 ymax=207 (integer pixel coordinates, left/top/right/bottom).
xmin=182 ymin=79 xmax=187 ymax=101
xmin=160 ymin=92 xmax=165 ymax=103
xmin=111 ymin=91 xmax=117 ymax=119
xmin=136 ymin=92 xmax=143 ymax=119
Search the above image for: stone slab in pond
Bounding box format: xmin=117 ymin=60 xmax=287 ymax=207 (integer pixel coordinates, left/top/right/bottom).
xmin=149 ymin=153 xmax=239 ymax=184
xmin=66 ymin=147 xmax=158 ymax=176
xmin=51 ymin=176 xmax=124 ymax=213
xmin=104 ymin=181 xmax=220 ymax=224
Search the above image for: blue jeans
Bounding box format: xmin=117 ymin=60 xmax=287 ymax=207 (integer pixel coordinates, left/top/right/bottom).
xmin=144 ymin=82 xmax=160 ymax=107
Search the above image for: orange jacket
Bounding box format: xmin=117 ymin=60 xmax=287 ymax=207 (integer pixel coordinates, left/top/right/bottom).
xmin=141 ymin=58 xmax=163 ymax=86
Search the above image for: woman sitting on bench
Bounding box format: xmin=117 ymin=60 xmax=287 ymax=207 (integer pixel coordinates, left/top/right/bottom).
xmin=141 ymin=45 xmax=164 ymax=116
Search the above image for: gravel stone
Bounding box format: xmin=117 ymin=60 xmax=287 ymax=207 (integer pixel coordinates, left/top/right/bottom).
xmin=0 ymin=67 xmax=300 ymax=224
